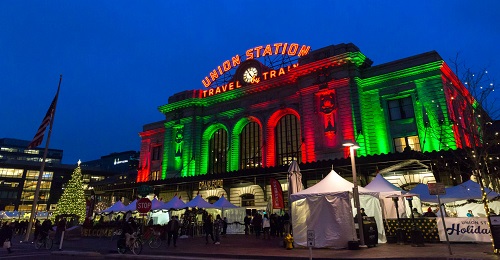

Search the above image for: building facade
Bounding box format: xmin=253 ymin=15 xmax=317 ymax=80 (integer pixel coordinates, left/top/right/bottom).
xmin=96 ymin=42 xmax=493 ymax=209
xmin=0 ymin=138 xmax=129 ymax=212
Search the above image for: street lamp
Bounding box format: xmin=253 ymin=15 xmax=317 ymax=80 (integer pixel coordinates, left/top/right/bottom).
xmin=343 ymin=140 xmax=365 ymax=247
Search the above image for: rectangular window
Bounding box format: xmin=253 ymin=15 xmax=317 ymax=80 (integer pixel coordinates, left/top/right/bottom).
xmin=388 ymin=97 xmax=415 ymax=120
xmin=152 ymin=146 xmax=162 ymax=161
xmin=394 ymin=135 xmax=421 ymax=153
xmin=150 ymin=171 xmax=161 ymax=181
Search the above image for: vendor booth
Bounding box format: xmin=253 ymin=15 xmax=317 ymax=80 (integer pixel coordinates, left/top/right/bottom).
xmin=365 ymin=174 xmax=408 ymax=218
xmin=290 ymin=169 xmax=386 ymax=248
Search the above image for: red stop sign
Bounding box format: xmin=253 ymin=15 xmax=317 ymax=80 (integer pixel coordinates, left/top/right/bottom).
xmin=136 ymin=198 xmax=152 ymax=213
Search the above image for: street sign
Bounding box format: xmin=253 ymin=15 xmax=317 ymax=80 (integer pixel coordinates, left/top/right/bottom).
xmin=137 ymin=185 xmax=153 ymax=197
xmin=428 ymin=182 xmax=446 ymax=195
xmin=136 ymin=198 xmax=152 ymax=213
xmin=307 ymin=230 xmax=315 ymax=247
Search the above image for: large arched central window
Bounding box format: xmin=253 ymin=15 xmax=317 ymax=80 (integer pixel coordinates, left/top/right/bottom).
xmin=275 ymin=114 xmax=301 ymax=166
xmin=240 ymin=122 xmax=262 ymax=169
xmin=209 ymin=128 xmax=228 ymax=174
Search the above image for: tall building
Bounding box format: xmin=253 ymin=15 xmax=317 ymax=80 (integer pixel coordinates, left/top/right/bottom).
xmin=0 ymin=138 xmax=62 ymax=211
xmin=95 ymin=42 xmax=497 ymax=209
xmin=0 ymin=138 xmax=129 ymax=212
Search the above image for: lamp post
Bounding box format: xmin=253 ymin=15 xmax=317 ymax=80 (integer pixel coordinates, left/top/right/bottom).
xmin=343 ymin=141 xmax=364 ymax=247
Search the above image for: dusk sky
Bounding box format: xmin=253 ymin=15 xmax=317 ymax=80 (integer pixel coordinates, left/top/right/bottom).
xmin=1 ymin=1 xmax=499 ymax=165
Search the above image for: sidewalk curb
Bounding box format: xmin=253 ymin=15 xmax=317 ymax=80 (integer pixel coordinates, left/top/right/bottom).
xmin=51 ymin=250 xmax=102 ymax=257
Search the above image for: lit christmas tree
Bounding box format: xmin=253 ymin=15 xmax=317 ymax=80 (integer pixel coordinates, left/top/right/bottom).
xmin=54 ymin=160 xmax=86 ymax=223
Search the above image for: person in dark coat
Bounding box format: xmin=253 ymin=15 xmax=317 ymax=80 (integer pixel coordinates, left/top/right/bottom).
xmin=0 ymin=222 xmax=14 ymax=253
xmin=244 ymin=214 xmax=251 ymax=235
xmin=33 ymin=220 xmax=41 ymax=242
xmin=203 ymin=214 xmax=214 ymax=244
xmin=222 ymin=217 xmax=228 ymax=235
xmin=252 ymin=213 xmax=262 ymax=238
xmin=55 ymin=218 xmax=67 ymax=244
xmin=166 ymin=216 xmax=180 ymax=247
xmin=40 ymin=219 xmax=53 ymax=241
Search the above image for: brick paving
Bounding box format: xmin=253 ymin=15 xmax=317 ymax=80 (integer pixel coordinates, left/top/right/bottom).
xmin=50 ymin=234 xmax=500 ymax=260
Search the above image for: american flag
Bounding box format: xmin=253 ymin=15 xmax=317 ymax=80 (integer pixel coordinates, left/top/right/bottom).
xmin=27 ymin=88 xmax=60 ymax=149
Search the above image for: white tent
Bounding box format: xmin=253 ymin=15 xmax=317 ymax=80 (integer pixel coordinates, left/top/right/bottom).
xmin=185 ymin=195 xmax=216 ymax=209
xmin=365 ymin=174 xmax=407 ymax=218
xmin=102 ymin=201 xmax=127 ymax=213
xmin=291 ymin=169 xmax=386 ymax=248
xmin=162 ymin=196 xmax=187 ymax=210
xmin=123 ymin=199 xmax=137 ymax=212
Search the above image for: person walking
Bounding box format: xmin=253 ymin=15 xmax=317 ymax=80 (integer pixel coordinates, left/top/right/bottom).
xmin=252 ymin=213 xmax=262 ymax=239
xmin=32 ymin=219 xmax=41 ymax=242
xmin=203 ymin=214 xmax=214 ymax=245
xmin=213 ymin=215 xmax=223 ymax=245
xmin=262 ymin=214 xmax=271 ymax=239
xmin=55 ymin=217 xmax=66 ymax=244
xmin=167 ymin=216 xmax=180 ymax=247
xmin=244 ymin=214 xmax=251 ymax=235
xmin=222 ymin=217 xmax=228 ymax=236
xmin=0 ymin=222 xmax=14 ymax=254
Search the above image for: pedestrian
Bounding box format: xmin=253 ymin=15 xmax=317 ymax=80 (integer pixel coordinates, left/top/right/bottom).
xmin=244 ymin=214 xmax=251 ymax=235
xmin=203 ymin=214 xmax=214 ymax=245
xmin=33 ymin=219 xmax=41 ymax=242
xmin=262 ymin=214 xmax=271 ymax=239
xmin=40 ymin=219 xmax=53 ymax=242
xmin=55 ymin=217 xmax=67 ymax=244
xmin=423 ymin=207 xmax=437 ymax=217
xmin=253 ymin=213 xmax=262 ymax=238
xmin=222 ymin=217 xmax=228 ymax=235
xmin=214 ymin=215 xmax=223 ymax=244
xmin=0 ymin=222 xmax=13 ymax=254
xmin=167 ymin=216 xmax=180 ymax=247
xmin=412 ymin=208 xmax=422 ymax=218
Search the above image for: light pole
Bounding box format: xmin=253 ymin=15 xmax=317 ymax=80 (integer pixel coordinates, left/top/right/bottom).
xmin=343 ymin=140 xmax=365 ymax=247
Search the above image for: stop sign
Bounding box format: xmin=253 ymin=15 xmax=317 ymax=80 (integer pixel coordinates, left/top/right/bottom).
xmin=136 ymin=198 xmax=152 ymax=213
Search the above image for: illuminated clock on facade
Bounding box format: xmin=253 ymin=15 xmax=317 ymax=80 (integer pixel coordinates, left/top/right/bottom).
xmin=243 ymin=67 xmax=258 ymax=83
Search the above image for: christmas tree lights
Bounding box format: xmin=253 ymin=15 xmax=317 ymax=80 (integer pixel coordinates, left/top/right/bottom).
xmin=53 ymin=160 xmax=87 ymax=223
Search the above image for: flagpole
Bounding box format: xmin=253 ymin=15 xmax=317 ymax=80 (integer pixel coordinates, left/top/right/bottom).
xmin=24 ymin=75 xmax=62 ymax=242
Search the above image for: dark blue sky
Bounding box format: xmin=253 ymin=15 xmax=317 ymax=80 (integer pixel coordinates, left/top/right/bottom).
xmin=1 ymin=1 xmax=499 ymax=165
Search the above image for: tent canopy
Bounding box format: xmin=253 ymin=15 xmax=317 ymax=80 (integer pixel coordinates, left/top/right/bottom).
xmin=185 ymin=195 xmax=215 ymax=209
xmin=162 ymin=196 xmax=187 ymax=210
xmin=291 ymin=169 xmax=376 ymax=202
xmin=213 ymin=195 xmax=238 ymax=209
xmin=123 ymin=199 xmax=137 ymax=212
xmin=410 ymin=180 xmax=500 ymax=204
xmin=365 ymin=174 xmax=402 ymax=192
xmin=102 ymin=201 xmax=126 ymax=213
xmin=150 ymin=198 xmax=164 ymax=211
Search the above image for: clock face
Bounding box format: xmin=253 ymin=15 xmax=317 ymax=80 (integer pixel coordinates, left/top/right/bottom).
xmin=243 ymin=67 xmax=258 ymax=83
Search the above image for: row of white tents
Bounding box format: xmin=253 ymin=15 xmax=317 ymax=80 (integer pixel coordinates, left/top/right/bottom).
xmin=99 ymin=163 xmax=499 ymax=249
xmin=101 ymin=195 xmax=238 ymax=214
xmin=289 ymin=167 xmax=500 ymax=248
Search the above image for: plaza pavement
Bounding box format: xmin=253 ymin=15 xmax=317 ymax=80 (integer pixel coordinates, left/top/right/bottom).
xmin=44 ymin=234 xmax=500 ymax=260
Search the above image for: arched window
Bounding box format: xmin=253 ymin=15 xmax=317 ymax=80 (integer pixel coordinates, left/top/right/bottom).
xmin=240 ymin=122 xmax=262 ymax=169
xmin=275 ymin=114 xmax=301 ymax=166
xmin=209 ymin=128 xmax=228 ymax=174
xmin=207 ymin=196 xmax=219 ymax=204
xmin=241 ymin=194 xmax=255 ymax=207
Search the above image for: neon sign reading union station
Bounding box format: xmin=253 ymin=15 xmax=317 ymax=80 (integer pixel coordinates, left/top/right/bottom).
xmin=200 ymin=43 xmax=311 ymax=98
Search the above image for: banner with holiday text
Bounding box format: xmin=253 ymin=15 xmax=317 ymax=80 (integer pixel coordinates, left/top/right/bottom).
xmin=270 ymin=178 xmax=284 ymax=209
xmin=436 ymin=217 xmax=490 ymax=242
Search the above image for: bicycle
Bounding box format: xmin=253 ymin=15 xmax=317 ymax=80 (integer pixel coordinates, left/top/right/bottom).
xmin=141 ymin=227 xmax=162 ymax=249
xmin=117 ymin=233 xmax=143 ymax=255
xmin=35 ymin=235 xmax=53 ymax=250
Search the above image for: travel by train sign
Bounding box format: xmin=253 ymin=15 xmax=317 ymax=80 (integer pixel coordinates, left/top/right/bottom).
xmin=200 ymin=43 xmax=311 ymax=98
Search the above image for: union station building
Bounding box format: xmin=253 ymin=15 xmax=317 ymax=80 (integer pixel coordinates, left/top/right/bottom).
xmin=93 ymin=42 xmax=500 ymax=209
